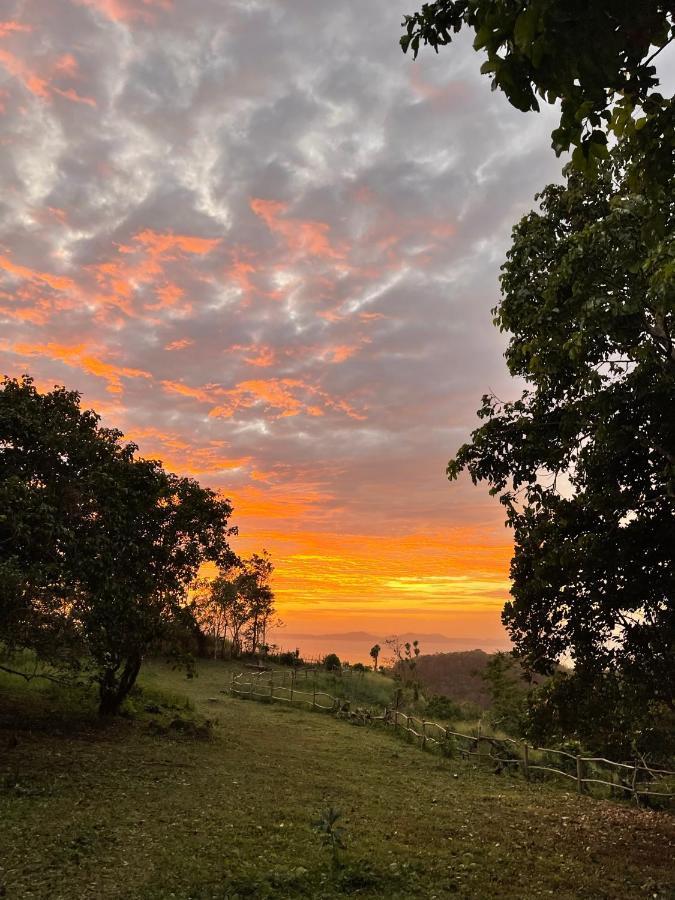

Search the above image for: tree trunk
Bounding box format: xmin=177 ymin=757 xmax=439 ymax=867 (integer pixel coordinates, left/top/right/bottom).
xmin=98 ymin=652 xmax=142 ymax=716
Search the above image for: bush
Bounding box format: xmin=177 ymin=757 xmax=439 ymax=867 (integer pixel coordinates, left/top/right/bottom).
xmin=277 ymin=651 xmax=300 ymax=667
xmin=323 ymin=653 xmax=341 ymax=672
xmin=425 ymin=694 xmax=462 ymax=721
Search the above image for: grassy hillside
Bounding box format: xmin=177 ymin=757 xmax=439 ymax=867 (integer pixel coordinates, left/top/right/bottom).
xmin=410 ymin=650 xmax=494 ymax=708
xmin=1 ymin=660 xmax=673 ymax=899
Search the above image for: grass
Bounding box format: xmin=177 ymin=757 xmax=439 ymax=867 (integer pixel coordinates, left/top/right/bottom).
xmin=0 ymin=658 xmax=673 ymax=898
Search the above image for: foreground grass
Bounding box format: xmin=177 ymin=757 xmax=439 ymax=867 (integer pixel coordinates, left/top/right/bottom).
xmin=0 ymin=660 xmax=673 ymax=899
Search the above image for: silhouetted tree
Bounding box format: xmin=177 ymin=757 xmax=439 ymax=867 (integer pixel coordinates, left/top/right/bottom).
xmin=0 ymin=376 xmax=237 ymax=714
xmin=323 ymin=653 xmax=341 ymax=672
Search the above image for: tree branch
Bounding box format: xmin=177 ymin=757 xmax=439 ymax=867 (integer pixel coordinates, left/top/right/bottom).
xmin=0 ymin=663 xmax=74 ymax=686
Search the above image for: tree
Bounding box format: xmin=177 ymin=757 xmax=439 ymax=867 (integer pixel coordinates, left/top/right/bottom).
xmin=447 ymin=154 xmax=675 ymax=707
xmin=190 ymin=574 xmax=239 ymax=658
xmin=323 ymin=653 xmax=341 ymax=672
xmin=0 ymin=376 xmax=237 ymax=714
xmin=192 ymin=552 xmax=276 ymax=658
xmin=369 ymin=643 xmax=381 ymax=671
xmin=238 ymin=551 xmax=275 ymax=655
xmin=401 ymin=3 xmax=674 ymax=720
xmin=386 ymin=636 xmax=422 ymax=699
xmin=481 ymin=652 xmax=528 ymax=734
xmin=401 ymin=1 xmax=673 ymax=176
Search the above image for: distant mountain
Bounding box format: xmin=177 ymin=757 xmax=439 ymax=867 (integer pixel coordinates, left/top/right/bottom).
xmin=278 ymin=630 xmax=506 ymax=647
xmin=269 ymin=630 xmax=511 ymax=666
xmin=411 ymin=650 xmax=494 ymax=708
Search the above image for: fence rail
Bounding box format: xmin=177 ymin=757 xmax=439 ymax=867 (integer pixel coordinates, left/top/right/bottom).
xmin=230 ymin=671 xmax=675 ymax=805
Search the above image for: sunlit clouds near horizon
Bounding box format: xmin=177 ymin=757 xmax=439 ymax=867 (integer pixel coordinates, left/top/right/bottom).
xmin=0 ymin=0 xmax=564 ymax=643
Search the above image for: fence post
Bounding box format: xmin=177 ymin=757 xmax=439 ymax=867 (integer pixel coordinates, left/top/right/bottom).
xmin=290 ymin=669 xmax=295 ymax=704
xmin=522 ymin=742 xmax=530 ymax=781
xmin=422 ymin=721 xmax=427 ymax=751
xmin=230 ymin=672 xmax=235 ymax=695
xmin=269 ymin=670 xmax=274 ymax=700
xmin=631 ymin=760 xmax=639 ymax=804
xmin=576 ymin=755 xmax=583 ymax=794
xmin=312 ymin=674 xmax=317 ymax=709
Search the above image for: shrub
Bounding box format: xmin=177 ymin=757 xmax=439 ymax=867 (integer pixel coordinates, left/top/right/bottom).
xmin=425 ymin=694 xmax=462 ymax=721
xmin=323 ymin=653 xmax=341 ymax=672
xmin=277 ymin=651 xmax=300 ymax=667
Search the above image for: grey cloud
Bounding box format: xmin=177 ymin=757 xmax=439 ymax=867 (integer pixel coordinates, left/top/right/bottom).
xmin=0 ymin=0 xmax=564 ymax=541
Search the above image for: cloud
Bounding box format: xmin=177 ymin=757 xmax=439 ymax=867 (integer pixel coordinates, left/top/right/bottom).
xmin=0 ymin=0 xmax=564 ymax=635
xmin=5 ymin=340 xmax=151 ymax=393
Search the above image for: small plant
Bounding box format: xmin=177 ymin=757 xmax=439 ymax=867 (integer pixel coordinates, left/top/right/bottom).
xmin=312 ymin=806 xmax=346 ymax=872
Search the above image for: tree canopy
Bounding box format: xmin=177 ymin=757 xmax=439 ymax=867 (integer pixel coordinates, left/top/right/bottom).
xmin=402 ymin=3 xmax=675 ymax=721
xmin=447 ymin=153 xmax=674 ymax=706
xmin=191 ymin=551 xmax=276 ymax=658
xmin=401 ymin=1 xmax=673 ymax=175
xmin=0 ymin=376 xmax=237 ymax=713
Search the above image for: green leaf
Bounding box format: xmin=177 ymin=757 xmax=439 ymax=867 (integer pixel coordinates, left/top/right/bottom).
xmin=514 ymin=7 xmax=539 ymax=53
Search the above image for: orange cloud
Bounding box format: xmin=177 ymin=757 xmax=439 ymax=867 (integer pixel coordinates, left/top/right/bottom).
xmin=0 ymin=28 xmax=96 ymax=107
xmin=124 ymin=426 xmax=250 ymax=477
xmin=232 ymin=525 xmax=513 ymax=631
xmin=164 ymin=338 xmax=194 ymax=351
xmin=8 ymin=341 xmax=151 ymax=393
xmin=161 ymin=379 xmax=216 ymax=405
xmin=251 ymin=198 xmax=347 ymax=262
xmin=0 ymin=21 xmax=31 ymax=38
xmin=0 ymin=48 xmax=49 ymax=99
xmin=75 ymin=0 xmax=173 ymax=24
xmin=130 ymin=229 xmax=220 ymax=256
xmin=90 ymin=229 xmax=219 ymax=319
xmin=160 ymin=375 xmax=364 ymax=421
xmin=0 ymin=255 xmax=77 ymax=293
xmin=210 ymin=378 xmax=365 ymax=421
xmin=231 ymin=344 xmax=277 ymax=367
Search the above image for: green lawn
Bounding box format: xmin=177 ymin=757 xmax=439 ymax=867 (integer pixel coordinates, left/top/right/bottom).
xmin=1 ymin=659 xmax=673 ymax=899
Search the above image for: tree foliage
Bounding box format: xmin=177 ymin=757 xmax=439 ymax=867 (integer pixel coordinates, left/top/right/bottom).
xmin=323 ymin=653 xmax=342 ymax=672
xmin=0 ymin=376 xmax=237 ymax=713
xmin=448 ymin=154 xmax=674 ymax=706
xmin=401 ymin=2 xmax=674 ymax=723
xmin=191 ymin=552 xmax=276 ymax=658
xmin=401 ymin=1 xmax=673 ymax=174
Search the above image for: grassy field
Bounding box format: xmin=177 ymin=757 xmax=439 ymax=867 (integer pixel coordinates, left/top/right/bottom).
xmin=1 ymin=659 xmax=674 ymax=899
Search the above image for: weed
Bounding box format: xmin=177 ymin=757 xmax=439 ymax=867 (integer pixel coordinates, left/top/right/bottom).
xmin=312 ymin=806 xmax=346 ymax=873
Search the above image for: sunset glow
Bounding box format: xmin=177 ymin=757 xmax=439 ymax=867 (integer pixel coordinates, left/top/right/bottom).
xmin=0 ymin=0 xmax=564 ymax=650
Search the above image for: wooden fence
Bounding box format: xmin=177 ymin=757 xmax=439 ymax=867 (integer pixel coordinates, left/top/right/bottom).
xmin=230 ymin=670 xmax=675 ymax=805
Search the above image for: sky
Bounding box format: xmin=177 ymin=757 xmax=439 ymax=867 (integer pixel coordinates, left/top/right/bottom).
xmin=0 ymin=0 xmax=566 ymax=650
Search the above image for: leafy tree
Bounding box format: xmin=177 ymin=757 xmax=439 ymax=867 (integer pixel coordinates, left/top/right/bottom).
xmin=525 ymin=670 xmax=675 ymax=761
xmin=323 ymin=653 xmax=341 ymax=672
xmin=369 ymin=643 xmax=381 ymax=671
xmin=238 ymin=551 xmax=275 ymax=655
xmin=192 ymin=551 xmax=276 ymax=658
xmin=481 ymin=652 xmax=528 ymax=734
xmin=401 ymin=3 xmax=674 ymax=722
xmin=400 ymin=1 xmax=673 ymax=175
xmin=190 ymin=574 xmax=239 ymax=658
xmin=447 ymin=154 xmax=675 ymax=707
xmin=386 ymin=636 xmax=422 ymax=699
xmin=0 ymin=376 xmax=237 ymax=714
xmin=425 ymin=693 xmax=462 ymax=721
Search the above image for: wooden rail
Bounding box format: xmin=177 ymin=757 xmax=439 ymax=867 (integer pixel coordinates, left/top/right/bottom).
xmin=230 ymin=672 xmax=675 ymax=804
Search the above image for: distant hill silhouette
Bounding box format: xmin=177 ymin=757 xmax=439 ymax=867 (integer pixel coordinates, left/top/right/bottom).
xmin=405 ymin=650 xmax=549 ymax=709
xmin=406 ymin=650 xmax=492 ymax=707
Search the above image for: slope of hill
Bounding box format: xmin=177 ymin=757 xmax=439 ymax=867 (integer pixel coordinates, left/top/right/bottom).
xmin=0 ymin=661 xmax=673 ymax=899
xmin=410 ymin=650 xmax=495 ymax=708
